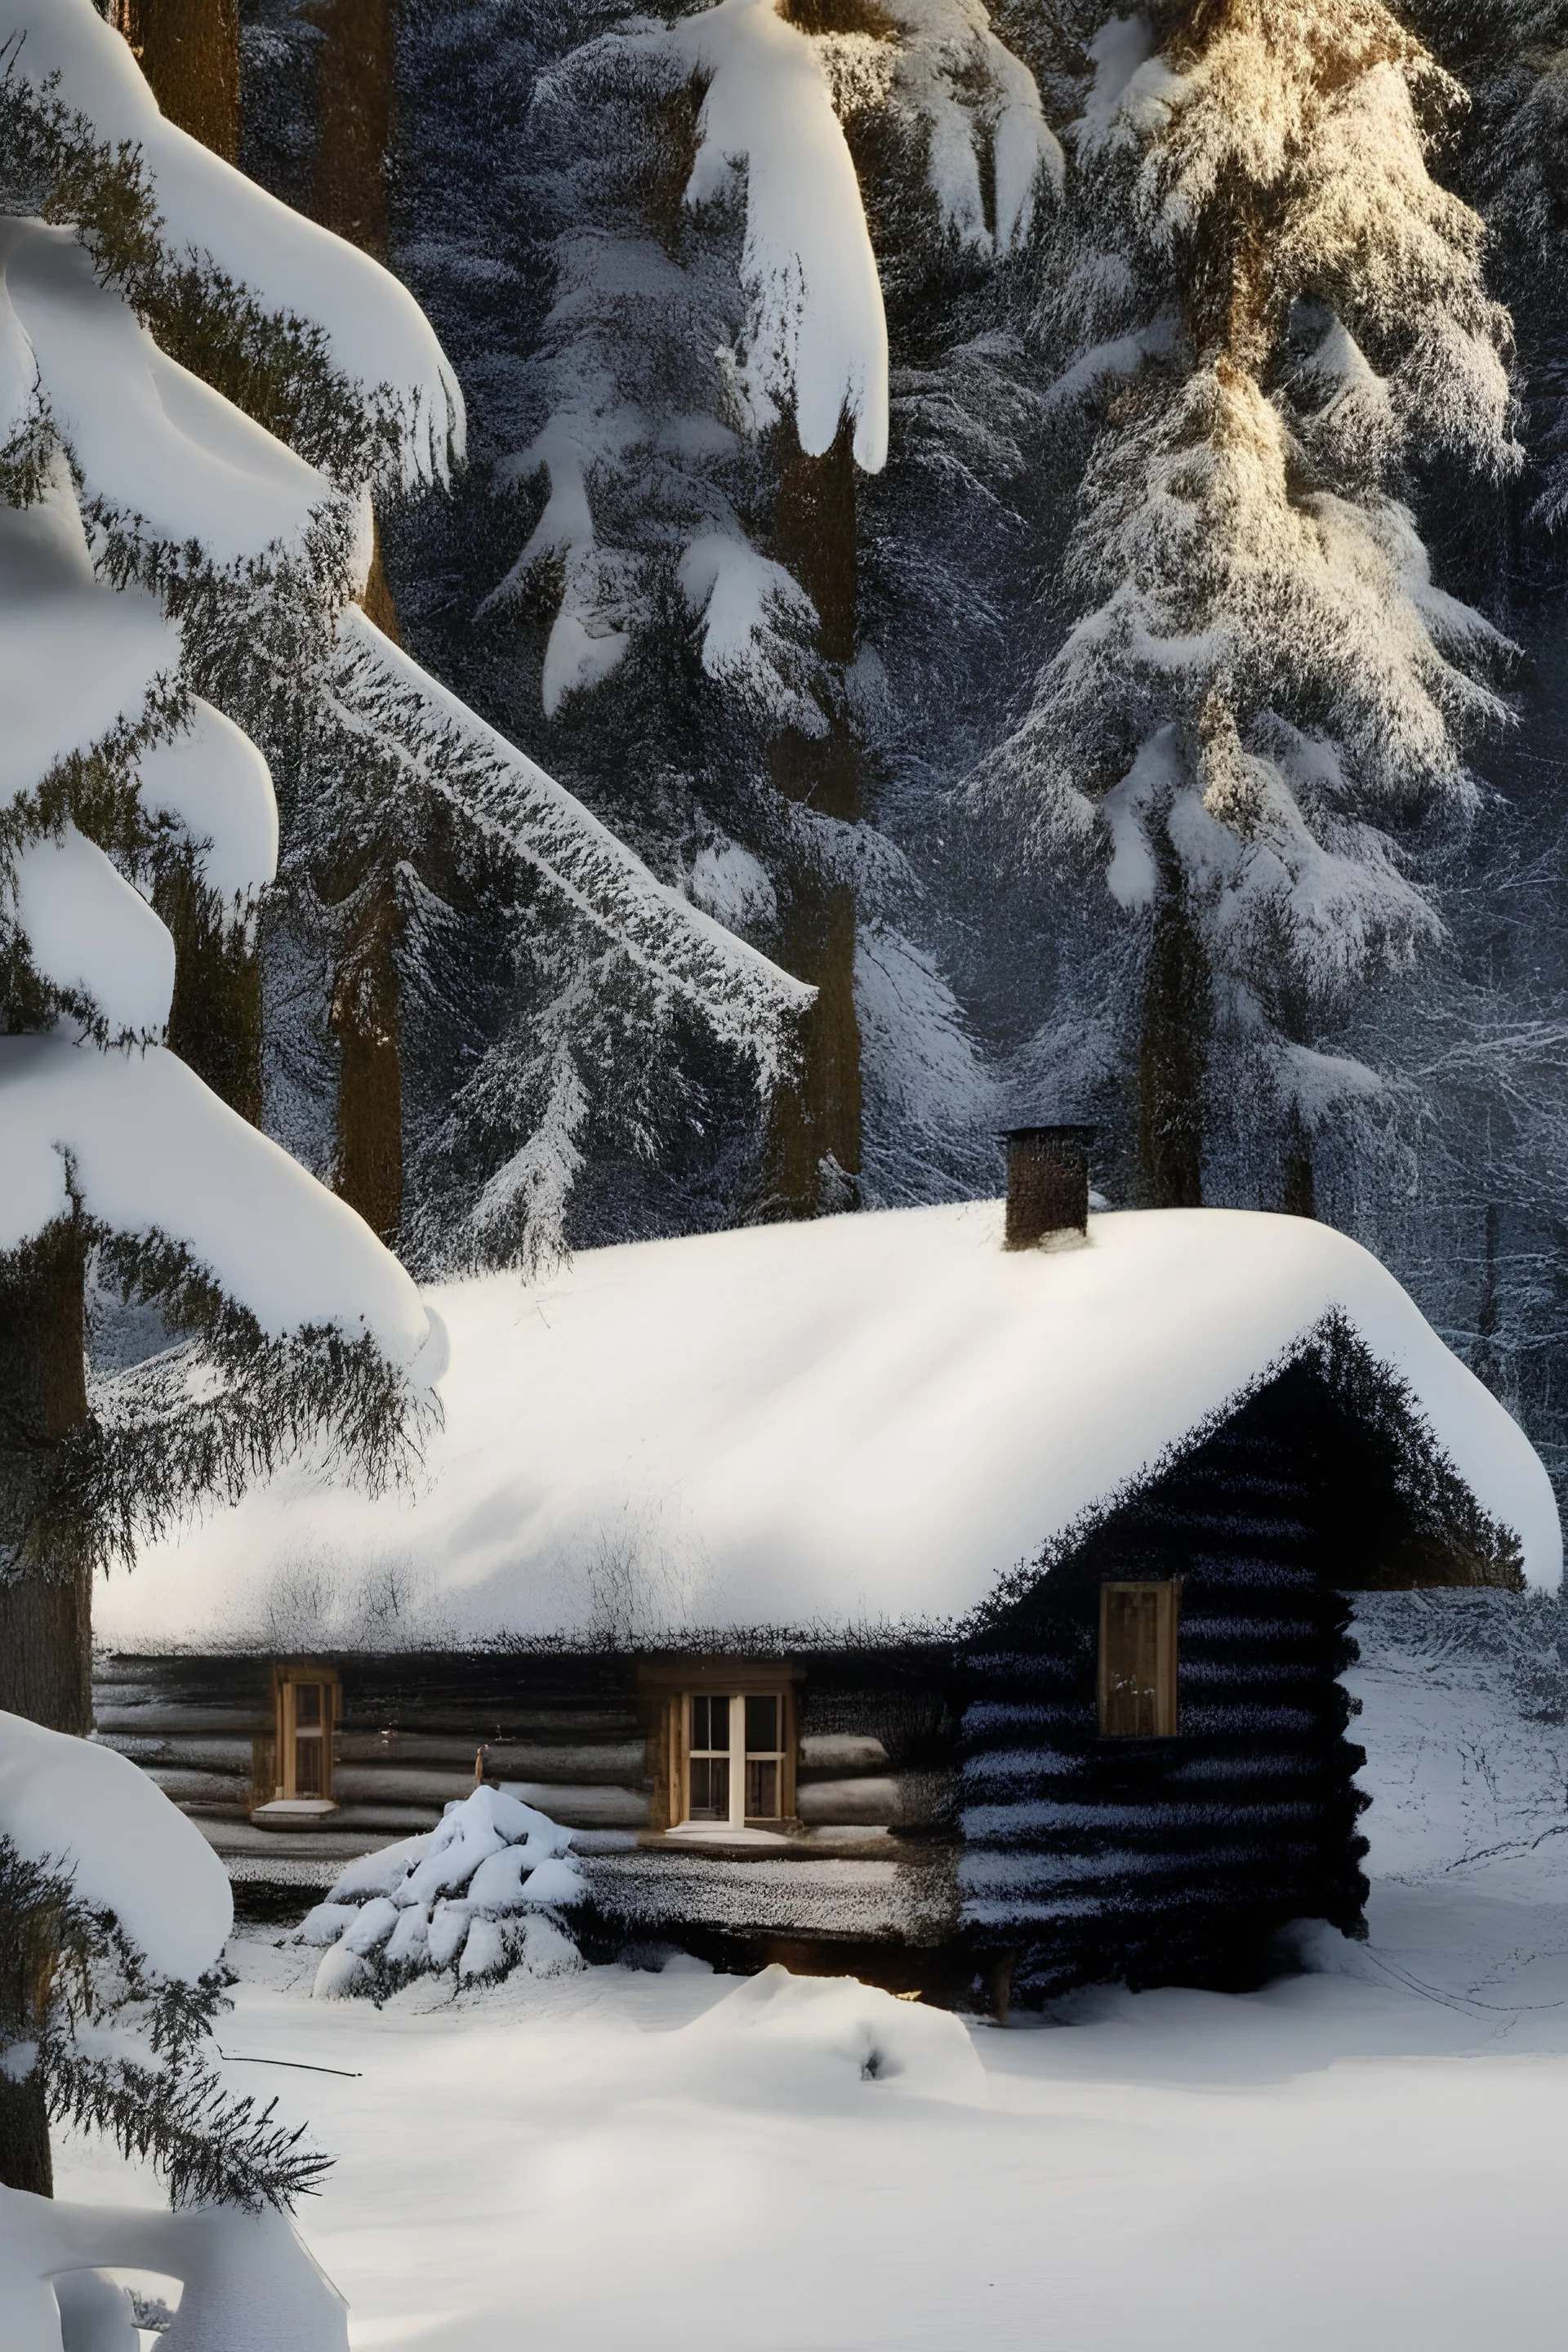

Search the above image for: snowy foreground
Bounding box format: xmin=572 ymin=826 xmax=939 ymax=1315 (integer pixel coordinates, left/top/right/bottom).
xmin=62 ymin=1595 xmax=1568 ymax=2352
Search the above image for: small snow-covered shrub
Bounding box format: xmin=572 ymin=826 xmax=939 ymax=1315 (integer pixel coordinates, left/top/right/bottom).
xmin=299 ymin=1787 xmax=587 ymax=1998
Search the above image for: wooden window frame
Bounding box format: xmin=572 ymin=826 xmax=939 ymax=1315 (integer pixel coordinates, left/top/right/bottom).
xmin=1097 ymin=1581 xmax=1179 ymax=1740
xmin=639 ymin=1661 xmax=799 ymax=1832
xmin=270 ymin=1663 xmax=341 ymax=1804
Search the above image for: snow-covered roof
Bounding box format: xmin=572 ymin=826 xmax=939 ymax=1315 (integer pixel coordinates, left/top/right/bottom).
xmin=98 ymin=1203 xmax=1561 ymax=1653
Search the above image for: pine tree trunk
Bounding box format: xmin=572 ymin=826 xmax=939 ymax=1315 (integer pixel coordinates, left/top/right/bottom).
xmin=362 ymin=511 xmax=401 ymax=643
xmin=1282 ymin=1111 xmax=1316 ymax=1220
xmin=331 ymin=861 xmax=403 ymax=1245
xmin=0 ymin=1222 xmax=91 ymax=2199
xmin=764 ymin=746 xmax=864 ymax=1216
xmin=763 ymin=418 xmax=865 ymax=1217
xmin=302 ymin=3 xmax=403 ymax=1232
xmin=156 ymin=862 xmax=265 ymax=1125
xmin=308 ymin=0 xmax=394 ymax=259
xmin=114 ymin=0 xmax=240 ymax=159
xmin=0 ymin=1946 xmax=52 ymax=2198
xmin=1138 ymin=867 xmax=1207 ymax=1209
xmin=1475 ymin=1201 xmax=1500 ymax=1392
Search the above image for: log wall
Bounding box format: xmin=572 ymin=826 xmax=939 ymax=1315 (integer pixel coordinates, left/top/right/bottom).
xmin=90 ymin=1648 xmax=962 ymax=1944
xmin=960 ymin=1384 xmax=1370 ymax=2002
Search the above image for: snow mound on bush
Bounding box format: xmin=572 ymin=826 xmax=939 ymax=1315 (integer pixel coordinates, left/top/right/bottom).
xmin=680 ymin=1964 xmax=989 ymax=2108
xmin=300 ymin=1787 xmax=586 ymax=1995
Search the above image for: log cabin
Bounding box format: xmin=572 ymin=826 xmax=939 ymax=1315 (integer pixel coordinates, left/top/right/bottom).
xmin=92 ymin=1132 xmax=1561 ymax=2006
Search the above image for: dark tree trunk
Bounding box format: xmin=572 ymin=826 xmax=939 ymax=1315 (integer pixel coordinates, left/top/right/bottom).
xmin=0 ymin=1221 xmax=91 ymax=2198
xmin=362 ymin=511 xmax=401 ymax=643
xmin=156 ymin=861 xmax=265 ymax=1126
xmin=1282 ymin=1111 xmax=1316 ymax=1221
xmin=114 ymin=0 xmax=240 ymax=159
xmin=0 ymin=1944 xmax=53 ymax=2198
xmin=307 ymin=0 xmax=394 ymax=258
xmin=1475 ymin=1201 xmax=1500 ymax=1392
xmin=763 ymin=418 xmax=865 ymax=1217
xmin=1138 ymin=871 xmax=1207 ymax=1209
xmin=331 ymin=861 xmax=404 ymax=1245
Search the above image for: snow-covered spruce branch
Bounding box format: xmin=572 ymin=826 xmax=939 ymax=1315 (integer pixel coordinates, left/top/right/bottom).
xmin=0 ymin=1838 xmax=328 ymax=2209
xmin=0 ymin=0 xmax=463 ymax=493
xmin=328 ymin=611 xmax=813 ymax=1071
xmin=1 ymin=1223 xmax=434 ymax=1581
xmin=0 ymin=62 xmax=397 ymax=496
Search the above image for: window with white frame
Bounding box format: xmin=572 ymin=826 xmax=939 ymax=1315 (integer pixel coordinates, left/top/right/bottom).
xmin=683 ymin=1690 xmax=788 ymax=1828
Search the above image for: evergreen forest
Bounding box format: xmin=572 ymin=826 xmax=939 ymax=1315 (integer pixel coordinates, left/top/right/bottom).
xmin=11 ymin=0 xmax=1568 ymax=1499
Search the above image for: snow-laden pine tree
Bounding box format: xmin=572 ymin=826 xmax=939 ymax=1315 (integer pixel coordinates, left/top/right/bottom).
xmin=975 ymin=2 xmax=1518 ymax=1214
xmin=388 ymin=0 xmax=1058 ymax=1218
xmin=0 ymin=0 xmax=808 ymax=1729
xmin=2 ymin=0 xmax=807 ymax=1273
xmin=0 ymin=1709 xmax=332 ymax=2205
xmin=0 ymin=249 xmax=447 ymax=1740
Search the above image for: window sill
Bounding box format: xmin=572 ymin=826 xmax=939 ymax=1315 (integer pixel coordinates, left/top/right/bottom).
xmin=665 ymin=1820 xmax=792 ymax=1846
xmin=252 ymin=1799 xmax=339 ymax=1824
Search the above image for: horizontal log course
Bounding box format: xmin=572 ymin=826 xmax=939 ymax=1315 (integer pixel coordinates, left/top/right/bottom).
xmin=93 ymin=1704 xmax=270 ymax=1736
xmin=501 ymin=1782 xmax=649 ymax=1829
xmin=330 ymin=1767 xmax=478 ymax=1807
xmin=334 ymin=1734 xmax=646 ymax=1782
xmin=486 ymin=1740 xmax=647 ymax=1782
xmin=797 ymin=1735 xmax=890 ymax=1774
xmin=336 ymin=1708 xmax=639 ymax=1740
xmin=144 ymin=1768 xmax=250 ymax=1808
xmin=97 ymin=1735 xmax=256 ymax=1773
xmin=795 ymin=1777 xmax=902 ymax=1827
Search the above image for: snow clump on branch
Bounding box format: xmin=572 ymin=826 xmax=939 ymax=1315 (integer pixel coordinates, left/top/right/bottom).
xmin=0 ymin=0 xmax=464 ymax=491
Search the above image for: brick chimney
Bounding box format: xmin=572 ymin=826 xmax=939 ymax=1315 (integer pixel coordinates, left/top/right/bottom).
xmin=1001 ymin=1125 xmax=1096 ymax=1250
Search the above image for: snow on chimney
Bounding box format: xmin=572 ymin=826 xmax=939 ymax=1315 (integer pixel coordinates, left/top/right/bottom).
xmin=1001 ymin=1125 xmax=1096 ymax=1250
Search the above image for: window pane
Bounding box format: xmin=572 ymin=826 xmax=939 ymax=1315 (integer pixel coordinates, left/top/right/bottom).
xmin=295 ymin=1735 xmax=323 ymax=1796
xmin=745 ymin=1694 xmax=779 ymax=1756
xmin=689 ymin=1756 xmax=728 ymax=1820
xmin=692 ymin=1695 xmax=729 ymax=1753
xmin=1099 ymin=1584 xmax=1178 ymax=1738
xmin=295 ymin=1682 xmax=322 ymax=1727
xmin=746 ymin=1759 xmax=778 ymax=1820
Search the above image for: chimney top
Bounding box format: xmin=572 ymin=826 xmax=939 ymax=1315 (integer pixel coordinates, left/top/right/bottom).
xmin=1000 ymin=1125 xmax=1096 ymax=1250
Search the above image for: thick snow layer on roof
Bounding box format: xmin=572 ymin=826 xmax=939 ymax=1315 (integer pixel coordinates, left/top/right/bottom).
xmin=100 ymin=1204 xmax=1560 ymax=1654
xmin=1 ymin=0 xmax=462 ymax=488
xmin=0 ymin=1036 xmax=439 ymax=1375
xmin=0 ymin=1709 xmax=230 ymax=1980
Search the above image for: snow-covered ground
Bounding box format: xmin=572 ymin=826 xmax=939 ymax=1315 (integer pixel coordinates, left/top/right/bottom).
xmin=61 ymin=1592 xmax=1568 ymax=2351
